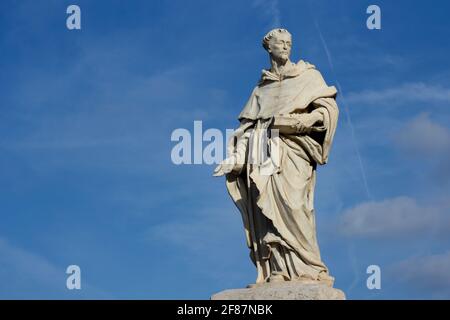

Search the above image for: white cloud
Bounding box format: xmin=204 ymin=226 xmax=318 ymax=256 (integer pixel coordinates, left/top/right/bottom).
xmin=253 ymin=0 xmax=281 ymax=29
xmin=339 ymin=196 xmax=450 ymax=238
xmin=394 ymin=112 xmax=450 ymax=156
xmin=393 ymin=113 xmax=450 ymax=185
xmin=390 ymin=251 xmax=450 ymax=298
xmin=346 ymin=83 xmax=450 ymax=105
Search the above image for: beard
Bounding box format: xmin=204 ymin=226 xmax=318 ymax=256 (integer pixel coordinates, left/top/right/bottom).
xmin=272 ymin=53 xmax=289 ymax=64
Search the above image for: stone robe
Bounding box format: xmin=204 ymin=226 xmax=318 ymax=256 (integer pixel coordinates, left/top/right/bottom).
xmin=225 ymin=60 xmax=339 ymax=285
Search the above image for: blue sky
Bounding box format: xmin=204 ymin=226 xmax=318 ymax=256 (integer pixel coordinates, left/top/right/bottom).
xmin=1 ymin=0 xmax=450 ymax=299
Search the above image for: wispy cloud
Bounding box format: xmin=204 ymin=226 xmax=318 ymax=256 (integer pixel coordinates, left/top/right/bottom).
xmin=392 ymin=113 xmax=450 ymax=186
xmin=389 ymin=251 xmax=450 ymax=298
xmin=312 ymin=14 xmax=372 ymax=200
xmin=146 ymin=205 xmax=241 ymax=254
xmin=145 ymin=204 xmax=252 ymax=284
xmin=0 ymin=237 xmax=110 ymax=299
xmin=0 ymin=34 xmax=232 ymax=177
xmin=339 ymin=196 xmax=450 ymax=238
xmin=346 ymin=83 xmax=450 ymax=106
xmin=394 ymin=112 xmax=450 ymax=156
xmin=253 ymin=0 xmax=281 ymax=29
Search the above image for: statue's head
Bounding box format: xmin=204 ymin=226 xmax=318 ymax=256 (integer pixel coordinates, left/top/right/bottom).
xmin=262 ymin=28 xmax=292 ymax=62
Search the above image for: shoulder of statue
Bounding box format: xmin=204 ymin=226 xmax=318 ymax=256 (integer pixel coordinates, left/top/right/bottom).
xmin=250 ymin=85 xmax=260 ymax=96
xmin=296 ymin=59 xmax=316 ymax=71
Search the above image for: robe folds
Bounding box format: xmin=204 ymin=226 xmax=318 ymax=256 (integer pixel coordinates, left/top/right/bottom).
xmin=225 ymin=60 xmax=339 ymax=284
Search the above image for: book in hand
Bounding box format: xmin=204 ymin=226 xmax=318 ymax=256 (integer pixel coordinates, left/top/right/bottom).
xmin=271 ymin=114 xmax=326 ymax=134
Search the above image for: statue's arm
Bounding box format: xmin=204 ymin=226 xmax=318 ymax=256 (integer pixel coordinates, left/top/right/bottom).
xmin=272 ymin=97 xmax=336 ymax=135
xmin=213 ymin=119 xmax=254 ymax=176
xmin=231 ymin=122 xmax=252 ymax=173
xmin=227 ymin=119 xmax=254 ymax=173
xmin=272 ymin=111 xmax=324 ymax=135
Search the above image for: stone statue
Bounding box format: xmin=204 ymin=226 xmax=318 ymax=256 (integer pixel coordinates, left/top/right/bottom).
xmin=213 ymin=29 xmax=340 ymax=291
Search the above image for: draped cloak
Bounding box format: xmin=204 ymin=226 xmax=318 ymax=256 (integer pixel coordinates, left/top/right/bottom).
xmin=225 ymin=60 xmax=339 ymax=284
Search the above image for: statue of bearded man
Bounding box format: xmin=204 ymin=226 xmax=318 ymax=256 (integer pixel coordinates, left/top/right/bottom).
xmin=214 ymin=28 xmax=339 ymax=287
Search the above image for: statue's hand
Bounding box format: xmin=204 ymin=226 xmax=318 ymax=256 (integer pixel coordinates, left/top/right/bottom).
xmin=213 ymin=156 xmax=237 ymax=177
xmin=294 ymin=113 xmax=323 ymax=134
xmin=273 ymin=113 xmax=322 ymax=135
xmin=295 ymin=122 xmax=310 ymax=134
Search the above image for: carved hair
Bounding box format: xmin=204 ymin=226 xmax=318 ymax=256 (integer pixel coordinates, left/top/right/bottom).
xmin=262 ymin=28 xmax=292 ymax=51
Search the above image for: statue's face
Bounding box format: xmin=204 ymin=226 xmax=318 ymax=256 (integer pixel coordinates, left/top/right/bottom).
xmin=268 ymin=33 xmax=292 ymax=62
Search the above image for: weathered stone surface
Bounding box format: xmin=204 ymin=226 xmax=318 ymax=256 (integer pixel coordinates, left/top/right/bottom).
xmin=211 ymin=281 xmax=346 ymax=300
xmin=213 ymin=28 xmax=341 ymax=286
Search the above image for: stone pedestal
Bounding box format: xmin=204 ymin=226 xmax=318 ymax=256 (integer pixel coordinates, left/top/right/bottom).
xmin=211 ymin=281 xmax=346 ymax=300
